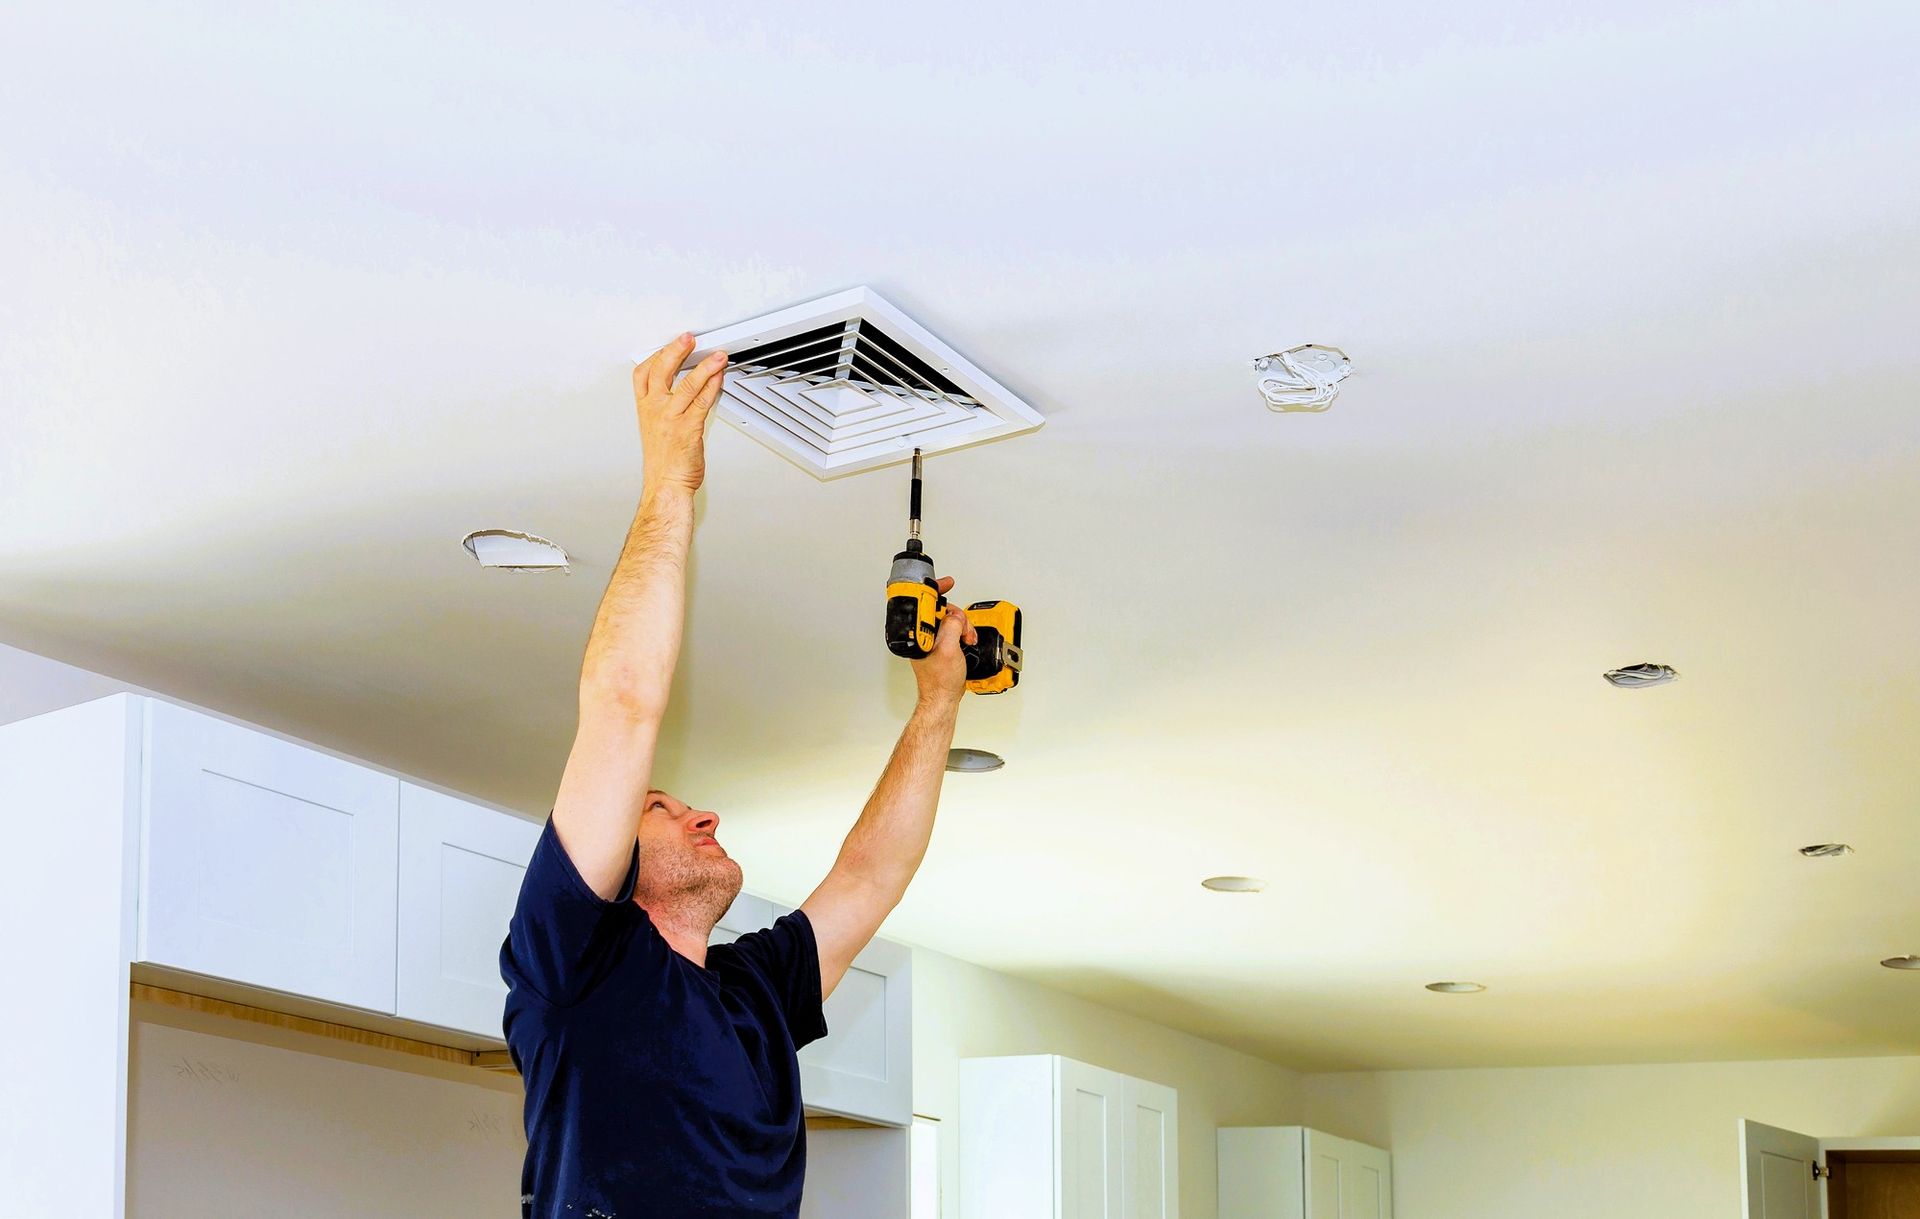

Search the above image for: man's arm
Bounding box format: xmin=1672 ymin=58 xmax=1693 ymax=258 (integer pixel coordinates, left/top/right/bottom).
xmin=802 ymin=586 xmax=972 ymax=995
xmin=551 ymin=333 xmax=727 ymax=899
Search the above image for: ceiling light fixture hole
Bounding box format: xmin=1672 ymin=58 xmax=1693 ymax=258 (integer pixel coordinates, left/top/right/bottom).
xmin=1799 ymin=843 xmax=1855 ymax=858
xmin=1603 ymin=663 xmax=1679 ymax=688
xmin=946 ymin=748 xmax=1004 ymax=773
xmin=461 ymin=529 xmax=570 ymax=573
xmin=1200 ymin=876 xmax=1267 ymax=893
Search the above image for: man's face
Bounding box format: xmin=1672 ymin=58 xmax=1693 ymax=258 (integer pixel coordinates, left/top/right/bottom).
xmin=632 ymin=789 xmax=743 ymax=924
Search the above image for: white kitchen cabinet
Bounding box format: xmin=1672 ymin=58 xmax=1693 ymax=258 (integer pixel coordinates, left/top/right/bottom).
xmin=1124 ymin=1074 xmax=1178 ymax=1219
xmin=709 ymin=896 xmax=912 ymax=1125
xmin=0 ymin=692 xmax=921 ymax=1215
xmin=1218 ymin=1127 xmax=1391 ymax=1219
xmin=395 ymin=783 xmax=540 ymax=1038
xmin=961 ymin=1055 xmax=1179 ymax=1219
xmin=776 ymin=902 xmax=915 ymax=1127
xmin=139 ymin=698 xmax=400 ymax=1012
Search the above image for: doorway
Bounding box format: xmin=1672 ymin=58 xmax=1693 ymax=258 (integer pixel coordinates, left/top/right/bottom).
xmin=1829 ymin=1150 xmax=1920 ymax=1219
xmin=1742 ymin=1123 xmax=1920 ymax=1219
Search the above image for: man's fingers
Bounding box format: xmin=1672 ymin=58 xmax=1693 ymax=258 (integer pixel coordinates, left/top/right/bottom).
xmin=635 ymin=332 xmax=696 ymax=399
xmin=942 ymin=605 xmax=973 ymax=649
xmin=683 ymin=358 xmax=727 ymax=423
xmin=669 ymin=350 xmax=727 ymax=413
xmin=934 ymin=575 xmax=954 ymax=594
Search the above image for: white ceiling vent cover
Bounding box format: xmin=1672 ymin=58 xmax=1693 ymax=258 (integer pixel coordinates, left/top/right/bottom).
xmin=683 ymin=287 xmax=1043 ymax=480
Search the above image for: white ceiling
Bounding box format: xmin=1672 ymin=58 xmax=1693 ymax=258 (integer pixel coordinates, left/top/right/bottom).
xmin=5 ymin=1 xmax=1919 ymax=1071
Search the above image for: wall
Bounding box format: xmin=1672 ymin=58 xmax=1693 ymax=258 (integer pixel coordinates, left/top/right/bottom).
xmin=0 ymin=639 xmax=154 ymax=725
xmin=129 ymin=1007 xmax=525 ymax=1216
xmin=913 ymin=947 xmax=1305 ymax=1219
xmin=1302 ymin=1056 xmax=1920 ymax=1219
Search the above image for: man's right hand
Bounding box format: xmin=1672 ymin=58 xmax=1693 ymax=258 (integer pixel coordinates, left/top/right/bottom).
xmin=634 ymin=333 xmax=728 ymax=494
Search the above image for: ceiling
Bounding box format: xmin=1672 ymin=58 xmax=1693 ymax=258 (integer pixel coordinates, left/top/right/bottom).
xmin=4 ymin=1 xmax=1918 ymax=1072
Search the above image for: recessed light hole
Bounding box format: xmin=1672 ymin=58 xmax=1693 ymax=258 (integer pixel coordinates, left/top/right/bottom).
xmin=1603 ymin=663 xmax=1678 ymax=688
xmin=1201 ymin=876 xmax=1267 ymax=893
xmin=946 ymin=748 xmax=1004 ymax=773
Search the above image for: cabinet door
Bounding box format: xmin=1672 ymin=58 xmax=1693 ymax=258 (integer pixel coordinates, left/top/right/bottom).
xmin=1303 ymin=1130 xmax=1391 ymax=1219
xmin=1122 ymin=1076 xmax=1178 ymax=1219
xmin=1059 ymin=1059 xmax=1126 ymax=1219
xmin=395 ymin=784 xmax=540 ymax=1038
xmin=778 ymin=904 xmax=913 ymax=1126
xmin=139 ymin=700 xmax=399 ymax=1012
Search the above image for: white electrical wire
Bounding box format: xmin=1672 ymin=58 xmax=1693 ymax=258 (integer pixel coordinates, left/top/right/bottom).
xmin=1252 ymin=344 xmax=1352 ymax=413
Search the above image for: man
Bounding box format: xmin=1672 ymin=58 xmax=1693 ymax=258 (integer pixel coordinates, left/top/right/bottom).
xmin=501 ymin=333 xmax=974 ymax=1218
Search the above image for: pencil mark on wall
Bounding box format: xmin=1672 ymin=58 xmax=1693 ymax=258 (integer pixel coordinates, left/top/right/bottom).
xmin=170 ymin=1056 xmax=241 ymax=1085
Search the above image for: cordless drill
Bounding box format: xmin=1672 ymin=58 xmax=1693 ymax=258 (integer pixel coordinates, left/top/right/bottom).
xmin=884 ymin=450 xmax=1023 ymax=695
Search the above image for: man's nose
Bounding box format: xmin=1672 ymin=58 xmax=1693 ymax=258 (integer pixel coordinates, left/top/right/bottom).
xmin=688 ymin=809 xmax=719 ymax=835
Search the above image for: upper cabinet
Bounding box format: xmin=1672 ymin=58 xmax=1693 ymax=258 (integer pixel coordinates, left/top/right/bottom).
xmin=1218 ymin=1127 xmax=1391 ymax=1219
xmin=961 ymin=1054 xmax=1180 ymax=1219
xmin=139 ymin=699 xmax=400 ymax=1013
xmin=786 ymin=906 xmax=913 ymax=1127
xmin=395 ymin=783 xmax=540 ymax=1039
xmin=36 ymin=694 xmax=914 ymax=1126
xmin=1123 ymin=1074 xmax=1178 ymax=1219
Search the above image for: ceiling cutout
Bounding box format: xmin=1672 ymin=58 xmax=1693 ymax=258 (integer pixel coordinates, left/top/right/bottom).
xmin=1602 ymin=662 xmax=1679 ymax=688
xmin=461 ymin=529 xmax=570 ymax=573
xmin=1252 ymin=344 xmax=1352 ymax=413
xmin=684 ymin=287 xmax=1043 ymax=480
xmin=946 ymin=748 xmax=1006 ymax=773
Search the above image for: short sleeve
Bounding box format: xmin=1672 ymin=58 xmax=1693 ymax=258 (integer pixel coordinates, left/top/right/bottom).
xmin=501 ymin=815 xmax=645 ymax=1007
xmin=718 ymin=911 xmax=829 ymax=1048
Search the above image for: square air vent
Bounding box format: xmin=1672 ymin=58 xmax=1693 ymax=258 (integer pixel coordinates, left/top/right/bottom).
xmin=684 ymin=287 xmax=1043 ymax=480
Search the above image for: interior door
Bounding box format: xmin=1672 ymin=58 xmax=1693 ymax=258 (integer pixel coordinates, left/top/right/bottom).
xmin=1304 ymin=1128 xmax=1392 ymax=1219
xmin=1741 ymin=1120 xmax=1822 ymax=1219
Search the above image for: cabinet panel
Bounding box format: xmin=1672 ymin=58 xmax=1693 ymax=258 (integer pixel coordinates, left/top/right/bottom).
xmin=1303 ymin=1130 xmax=1392 ymax=1219
xmin=139 ymin=700 xmax=399 ymax=1012
xmin=1308 ymin=1153 xmax=1341 ymax=1219
xmin=1060 ymin=1059 xmax=1124 ymax=1219
xmin=1123 ymin=1076 xmax=1178 ymax=1219
xmin=396 ymin=784 xmax=540 ymax=1038
xmin=785 ymin=904 xmax=912 ymax=1125
xmin=963 ymin=1056 xmax=1178 ymax=1219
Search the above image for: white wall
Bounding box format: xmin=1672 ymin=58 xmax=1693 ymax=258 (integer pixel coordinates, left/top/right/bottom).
xmin=913 ymin=946 xmax=1305 ymax=1219
xmin=0 ymin=639 xmax=154 ymax=724
xmin=1302 ymin=1055 xmax=1920 ymax=1219
xmin=130 ymin=1014 xmax=524 ymax=1217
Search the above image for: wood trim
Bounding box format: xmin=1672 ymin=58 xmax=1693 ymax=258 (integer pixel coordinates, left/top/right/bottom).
xmin=471 ymin=1050 xmax=517 ymax=1072
xmin=804 ymin=1115 xmax=887 ymax=1131
xmin=132 ymin=982 xmax=511 ymax=1072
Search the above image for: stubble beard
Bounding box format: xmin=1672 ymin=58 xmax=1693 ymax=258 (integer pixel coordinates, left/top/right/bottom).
xmin=638 ymin=847 xmax=744 ymax=932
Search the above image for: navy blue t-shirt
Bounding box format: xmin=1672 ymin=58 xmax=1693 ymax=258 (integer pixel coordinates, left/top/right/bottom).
xmin=501 ymin=817 xmax=828 ymax=1218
